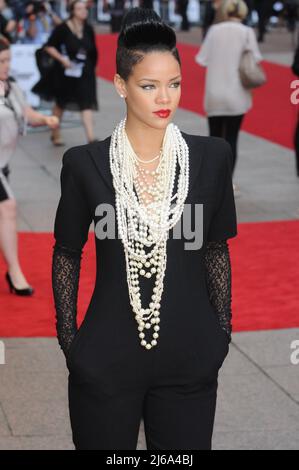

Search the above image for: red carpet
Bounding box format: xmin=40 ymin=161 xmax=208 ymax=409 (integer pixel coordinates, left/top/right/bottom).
xmin=96 ymin=34 xmax=298 ymax=150
xmin=0 ymin=221 xmax=298 ymax=337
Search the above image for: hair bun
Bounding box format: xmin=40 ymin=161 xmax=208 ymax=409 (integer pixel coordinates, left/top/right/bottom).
xmin=118 ymin=7 xmax=176 ymax=49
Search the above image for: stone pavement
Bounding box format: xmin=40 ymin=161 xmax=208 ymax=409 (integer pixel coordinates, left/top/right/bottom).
xmin=0 ymin=26 xmax=298 ymax=450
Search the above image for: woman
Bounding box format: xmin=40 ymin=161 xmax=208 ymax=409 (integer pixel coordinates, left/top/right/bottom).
xmin=0 ymin=35 xmax=58 ymax=295
xmin=195 ymin=0 xmax=262 ymax=188
xmin=52 ymin=8 xmax=237 ymax=450
xmin=32 ymin=0 xmax=98 ymax=146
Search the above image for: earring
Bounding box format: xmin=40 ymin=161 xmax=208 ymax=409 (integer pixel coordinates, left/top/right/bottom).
xmin=120 ymin=94 xmax=125 ymax=98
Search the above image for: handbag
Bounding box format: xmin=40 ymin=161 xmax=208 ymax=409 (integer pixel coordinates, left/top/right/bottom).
xmin=35 ymin=47 xmax=56 ymax=76
xmin=239 ymin=29 xmax=267 ymax=89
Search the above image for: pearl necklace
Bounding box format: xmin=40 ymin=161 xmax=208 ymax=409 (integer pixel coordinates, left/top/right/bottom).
xmin=109 ymin=116 xmax=190 ymax=350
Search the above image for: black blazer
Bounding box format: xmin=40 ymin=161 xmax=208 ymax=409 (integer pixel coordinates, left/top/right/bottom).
xmin=54 ymin=132 xmax=237 ymax=250
xmin=53 ymin=132 xmax=237 ymax=379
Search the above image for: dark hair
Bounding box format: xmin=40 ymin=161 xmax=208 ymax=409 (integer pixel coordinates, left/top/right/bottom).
xmin=68 ymin=0 xmax=84 ymax=18
xmin=116 ymin=7 xmax=181 ymax=81
xmin=0 ymin=35 xmax=10 ymax=53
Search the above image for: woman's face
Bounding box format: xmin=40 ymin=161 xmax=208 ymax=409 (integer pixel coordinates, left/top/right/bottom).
xmin=116 ymin=51 xmax=182 ymax=131
xmin=0 ymin=49 xmax=10 ymax=82
xmin=73 ymin=1 xmax=88 ymax=21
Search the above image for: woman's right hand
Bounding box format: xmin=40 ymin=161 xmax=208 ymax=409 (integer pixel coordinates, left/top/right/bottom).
xmin=61 ymin=57 xmax=72 ymax=69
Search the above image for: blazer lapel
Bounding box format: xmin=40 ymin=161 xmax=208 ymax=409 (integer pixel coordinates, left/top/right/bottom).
xmin=181 ymin=132 xmax=204 ymax=195
xmin=87 ymin=132 xmax=203 ymax=196
xmin=87 ymin=136 xmax=114 ymax=192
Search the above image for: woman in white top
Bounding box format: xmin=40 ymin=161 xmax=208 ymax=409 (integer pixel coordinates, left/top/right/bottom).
xmin=0 ymin=35 xmax=58 ymax=296
xmin=195 ymin=0 xmax=262 ymax=176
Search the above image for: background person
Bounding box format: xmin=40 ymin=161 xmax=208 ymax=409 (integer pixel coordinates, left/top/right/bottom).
xmin=0 ymin=35 xmax=58 ymax=296
xmin=32 ymin=0 xmax=98 ymax=145
xmin=195 ymin=0 xmax=262 ymax=191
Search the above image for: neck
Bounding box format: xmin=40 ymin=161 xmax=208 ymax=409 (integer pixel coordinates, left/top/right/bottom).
xmin=125 ymin=115 xmax=167 ymax=162
xmin=72 ymin=17 xmax=83 ymax=27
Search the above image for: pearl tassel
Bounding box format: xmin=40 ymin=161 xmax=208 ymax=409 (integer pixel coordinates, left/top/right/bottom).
xmin=109 ymin=116 xmax=190 ymax=350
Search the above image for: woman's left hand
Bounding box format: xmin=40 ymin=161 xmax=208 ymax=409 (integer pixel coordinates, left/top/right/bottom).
xmin=44 ymin=116 xmax=59 ymax=129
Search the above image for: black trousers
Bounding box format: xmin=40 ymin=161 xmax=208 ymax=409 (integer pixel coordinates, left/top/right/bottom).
xmin=254 ymin=0 xmax=273 ymax=41
xmin=208 ymin=114 xmax=244 ymax=174
xmin=66 ymin=259 xmax=230 ymax=450
xmin=178 ymin=0 xmax=190 ymax=31
xmin=67 ymin=311 xmax=229 ymax=450
xmin=68 ymin=373 xmax=218 ymax=450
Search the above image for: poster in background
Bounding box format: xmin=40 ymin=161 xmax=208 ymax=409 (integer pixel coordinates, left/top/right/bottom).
xmin=10 ymin=45 xmax=41 ymax=107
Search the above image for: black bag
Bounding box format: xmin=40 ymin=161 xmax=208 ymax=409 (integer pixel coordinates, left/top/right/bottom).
xmin=35 ymin=48 xmax=56 ymax=76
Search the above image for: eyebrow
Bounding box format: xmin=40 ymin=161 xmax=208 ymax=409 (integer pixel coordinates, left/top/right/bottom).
xmin=138 ymin=76 xmax=182 ymax=83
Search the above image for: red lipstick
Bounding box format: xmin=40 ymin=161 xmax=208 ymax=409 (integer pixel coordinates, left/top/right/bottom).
xmin=153 ymin=109 xmax=171 ymax=119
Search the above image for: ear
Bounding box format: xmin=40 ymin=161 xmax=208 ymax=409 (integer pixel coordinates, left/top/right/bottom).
xmin=114 ymin=74 xmax=127 ymax=99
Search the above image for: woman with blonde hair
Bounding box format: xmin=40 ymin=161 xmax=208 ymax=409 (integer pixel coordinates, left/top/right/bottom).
xmin=196 ymin=0 xmax=262 ymax=188
xmin=0 ymin=35 xmax=58 ymax=295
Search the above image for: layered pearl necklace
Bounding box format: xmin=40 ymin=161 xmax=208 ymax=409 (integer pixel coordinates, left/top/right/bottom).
xmin=109 ymin=116 xmax=190 ymax=350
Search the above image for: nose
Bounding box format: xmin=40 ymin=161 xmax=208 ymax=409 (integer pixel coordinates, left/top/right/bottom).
xmin=156 ymin=86 xmax=171 ymax=105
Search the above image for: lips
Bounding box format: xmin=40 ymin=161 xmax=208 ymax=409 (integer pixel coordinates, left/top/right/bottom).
xmin=153 ymin=110 xmax=171 ymax=118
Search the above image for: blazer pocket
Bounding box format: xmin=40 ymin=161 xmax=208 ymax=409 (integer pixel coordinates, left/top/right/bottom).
xmin=66 ymin=324 xmax=85 ymax=368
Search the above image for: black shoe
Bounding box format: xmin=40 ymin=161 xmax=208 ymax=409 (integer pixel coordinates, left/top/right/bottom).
xmin=5 ymin=272 xmax=34 ymax=296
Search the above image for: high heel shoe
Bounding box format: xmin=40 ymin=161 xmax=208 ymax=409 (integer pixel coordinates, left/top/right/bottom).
xmin=5 ymin=272 xmax=34 ymax=296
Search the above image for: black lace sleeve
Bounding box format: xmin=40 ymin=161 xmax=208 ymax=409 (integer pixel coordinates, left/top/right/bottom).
xmin=52 ymin=243 xmax=82 ymax=356
xmin=204 ymin=239 xmax=233 ymax=342
xmin=52 ymin=148 xmax=93 ymax=356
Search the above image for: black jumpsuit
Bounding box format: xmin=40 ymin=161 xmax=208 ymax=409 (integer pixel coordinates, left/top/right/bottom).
xmin=52 ymin=132 xmax=238 ymax=450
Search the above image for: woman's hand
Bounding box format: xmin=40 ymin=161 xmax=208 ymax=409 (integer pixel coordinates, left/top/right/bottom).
xmin=44 ymin=116 xmax=59 ymax=129
xmin=25 ymin=106 xmax=60 ymax=128
xmin=61 ymin=57 xmax=72 ymax=69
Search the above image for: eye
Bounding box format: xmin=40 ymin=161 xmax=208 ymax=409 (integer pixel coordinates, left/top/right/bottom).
xmin=141 ymin=85 xmax=155 ymax=90
xmin=140 ymin=82 xmax=181 ymax=90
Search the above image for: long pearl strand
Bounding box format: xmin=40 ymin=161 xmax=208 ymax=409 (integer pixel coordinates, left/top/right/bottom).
xmin=109 ymin=116 xmax=190 ymax=350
